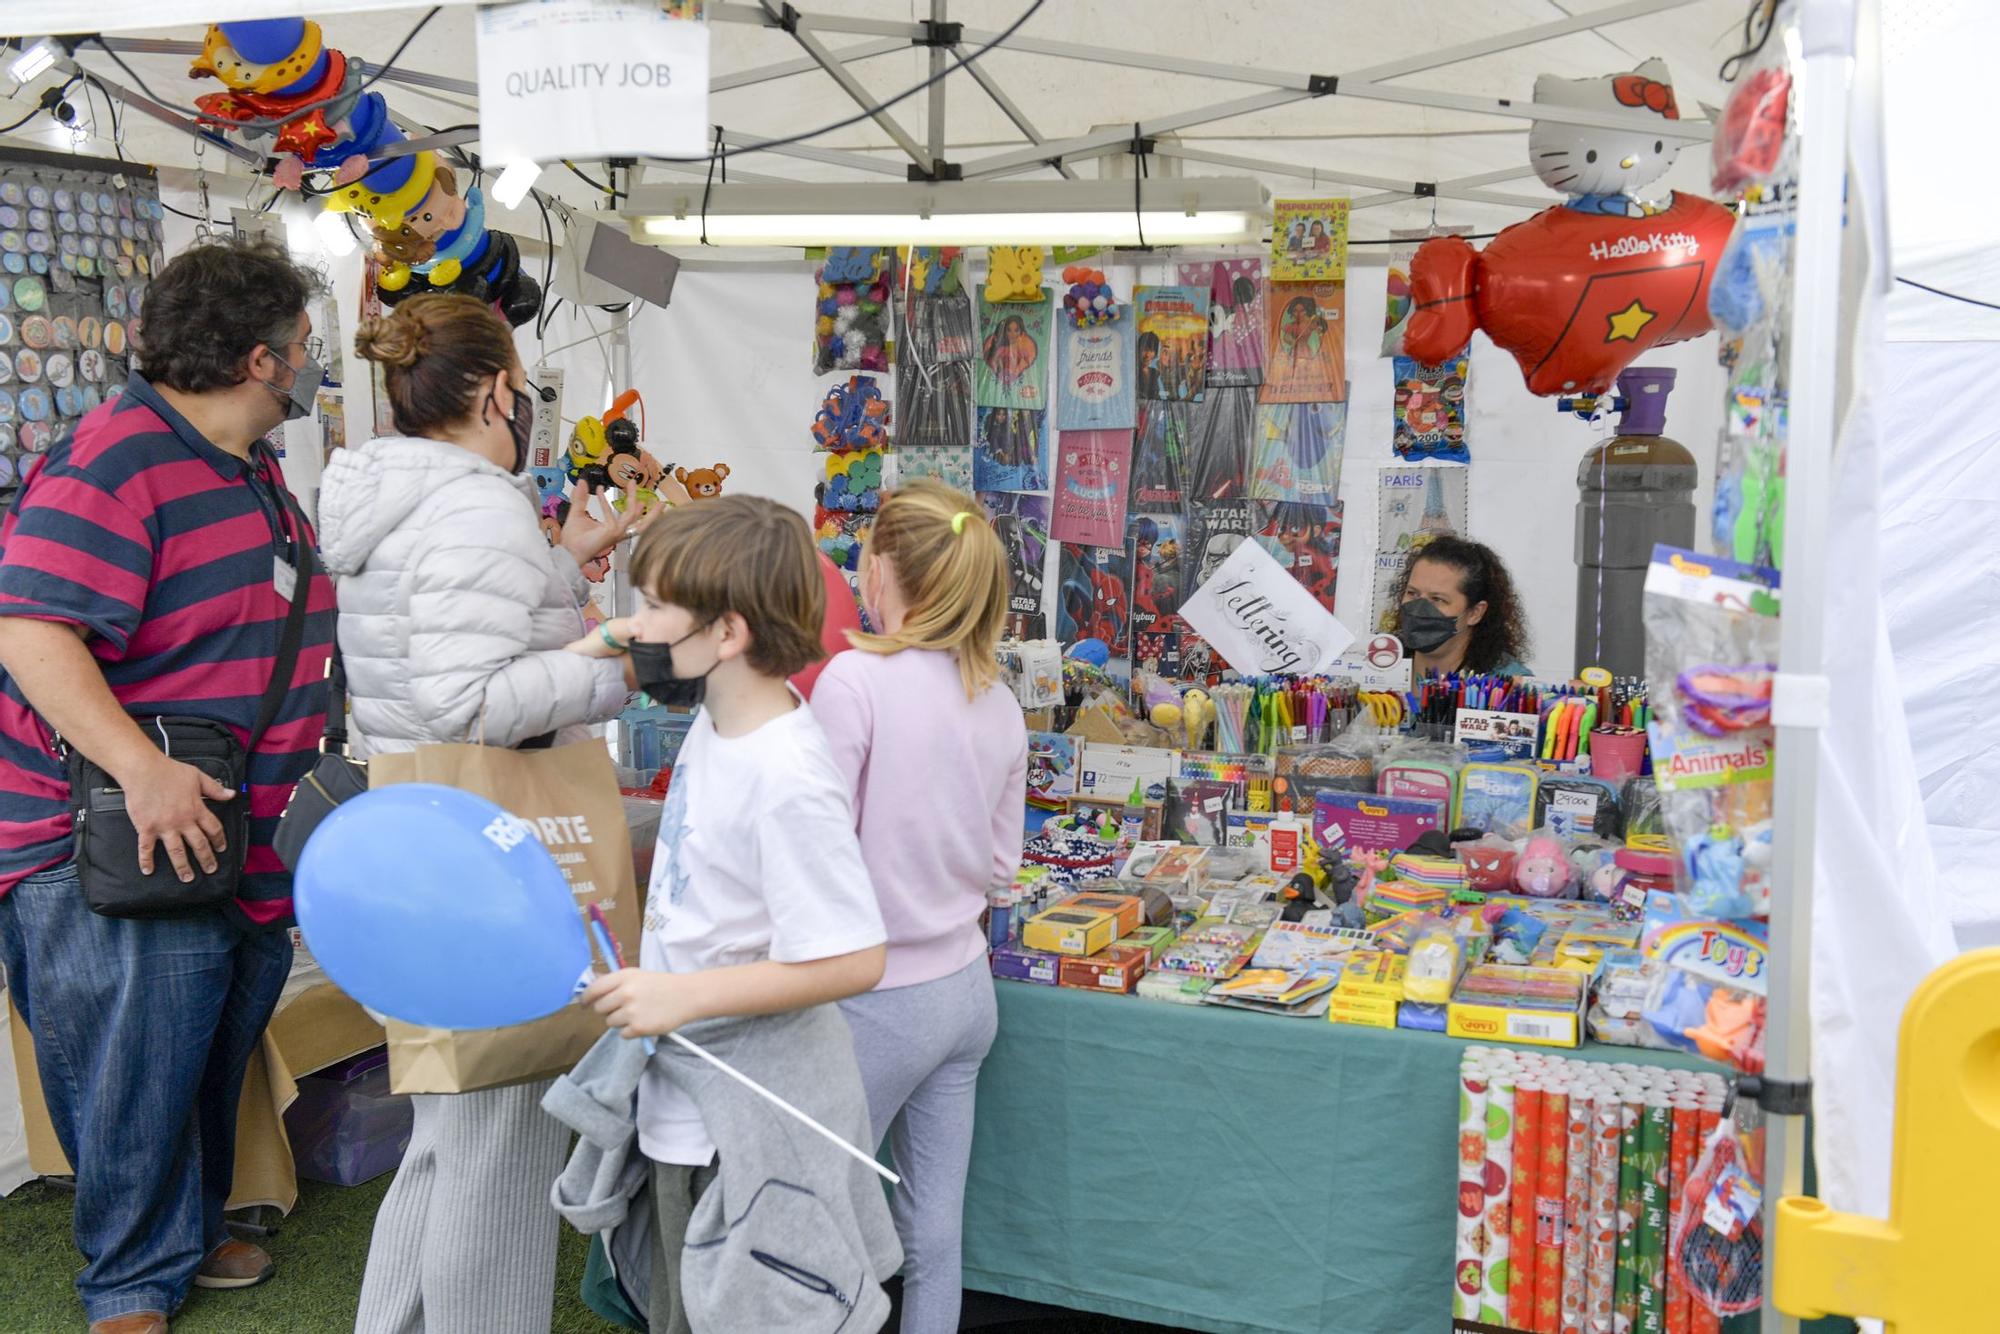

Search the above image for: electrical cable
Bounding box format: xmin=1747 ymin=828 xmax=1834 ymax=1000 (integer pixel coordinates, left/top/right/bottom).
xmin=641 ymin=0 xmax=1043 ymax=166
xmin=1895 ymin=274 xmax=2000 ymax=313
xmin=83 ymin=8 xmax=442 ymax=134
xmin=564 ymin=160 xmax=621 ymax=200
xmin=698 ymin=126 xmax=722 ymax=246
xmin=1346 ymin=231 xmax=1499 ymax=244
xmin=1131 ymin=123 xmax=1147 ymax=250
xmin=0 ymin=76 xmax=77 ymax=135
xmin=1719 ymin=0 xmax=1779 ymax=82
xmin=533 ymin=187 xmax=559 ymax=341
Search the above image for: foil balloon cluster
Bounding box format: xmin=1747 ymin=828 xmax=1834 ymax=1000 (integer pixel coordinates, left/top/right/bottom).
xmin=1060 ymin=265 xmax=1118 ymax=328
xmin=191 ymin=17 xmax=543 ymax=327
xmin=1396 ymin=59 xmax=1735 ymax=398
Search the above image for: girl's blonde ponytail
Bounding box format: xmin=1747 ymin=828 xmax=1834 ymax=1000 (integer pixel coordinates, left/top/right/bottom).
xmin=848 ymin=479 xmax=1009 ymax=698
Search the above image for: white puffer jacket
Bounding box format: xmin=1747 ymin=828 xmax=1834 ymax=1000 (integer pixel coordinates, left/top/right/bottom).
xmin=317 ymin=434 xmax=630 ymax=757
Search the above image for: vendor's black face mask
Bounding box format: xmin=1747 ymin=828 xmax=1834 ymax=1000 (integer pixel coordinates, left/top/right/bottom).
xmin=1397 ymin=598 xmax=1461 ymax=654
xmin=630 ymin=628 xmax=714 ymax=708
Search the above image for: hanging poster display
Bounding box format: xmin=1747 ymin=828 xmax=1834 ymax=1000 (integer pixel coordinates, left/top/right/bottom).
xmin=899 ymin=249 xmax=976 ymax=447
xmin=972 ymin=407 xmax=1048 ymax=493
xmin=1392 ymin=355 xmax=1471 ymax=463
xmin=980 ymin=489 xmax=1051 ymax=631
xmin=1370 ymin=466 xmax=1470 ymax=633
xmin=1248 ymin=401 xmax=1347 ymax=505
xmin=1261 ymin=282 xmax=1347 ymax=404
xmin=1056 ymin=311 xmax=1136 ymax=430
xmin=976 ymin=291 xmax=1052 ymax=410
xmin=1270 ymin=198 xmax=1350 ymax=282
xmin=1056 ymin=541 xmax=1130 ymax=660
xmin=1254 ymin=499 xmax=1343 ymax=613
xmin=1127 ymin=511 xmax=1188 ymax=647
xmin=1179 ymin=258 xmax=1266 ymax=389
xmin=898 ymin=444 xmax=974 ymax=493
xmin=1185 ymin=386 xmax=1257 ymax=505
xmin=1131 ymin=401 xmax=1188 ymax=513
xmin=1050 ymin=429 xmax=1133 ymax=548
xmin=1134 ymin=284 xmax=1210 ymax=403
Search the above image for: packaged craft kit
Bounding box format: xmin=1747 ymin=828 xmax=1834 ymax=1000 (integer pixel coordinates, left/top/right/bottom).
xmin=980 ymin=545 xmax=1779 ymax=1331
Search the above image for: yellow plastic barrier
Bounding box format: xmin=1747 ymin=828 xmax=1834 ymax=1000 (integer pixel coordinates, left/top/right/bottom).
xmin=1774 ymin=947 xmax=2000 ymax=1330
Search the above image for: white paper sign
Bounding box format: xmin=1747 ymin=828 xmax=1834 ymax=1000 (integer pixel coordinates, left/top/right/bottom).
xmin=477 ymin=2 xmax=711 ymax=162
xmin=1179 ymin=538 xmax=1354 ymax=676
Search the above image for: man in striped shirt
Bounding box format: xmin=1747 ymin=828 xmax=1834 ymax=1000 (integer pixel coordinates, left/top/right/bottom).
xmin=0 ymin=238 xmax=334 ymax=1334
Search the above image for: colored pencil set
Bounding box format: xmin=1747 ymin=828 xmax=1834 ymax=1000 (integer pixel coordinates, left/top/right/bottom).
xmin=1453 ymin=1046 xmax=1727 ymax=1334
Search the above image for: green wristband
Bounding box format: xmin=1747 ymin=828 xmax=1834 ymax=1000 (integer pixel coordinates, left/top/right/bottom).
xmin=599 ymin=622 xmax=630 ymax=652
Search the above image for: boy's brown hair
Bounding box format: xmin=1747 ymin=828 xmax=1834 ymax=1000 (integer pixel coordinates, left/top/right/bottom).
xmin=630 ymin=495 xmax=826 ymax=679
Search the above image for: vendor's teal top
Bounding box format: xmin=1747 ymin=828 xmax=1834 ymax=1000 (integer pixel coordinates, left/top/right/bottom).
xmin=1489 ymin=657 xmax=1532 ymax=678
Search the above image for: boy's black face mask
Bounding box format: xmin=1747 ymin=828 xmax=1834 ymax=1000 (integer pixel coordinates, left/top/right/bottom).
xmin=630 ymin=628 xmax=713 ymax=707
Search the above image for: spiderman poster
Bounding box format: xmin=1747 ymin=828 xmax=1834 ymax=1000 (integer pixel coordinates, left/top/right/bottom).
xmin=1056 ymin=541 xmax=1129 ymax=662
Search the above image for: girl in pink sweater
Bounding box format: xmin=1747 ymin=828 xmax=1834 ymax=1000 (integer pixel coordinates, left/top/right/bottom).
xmin=811 ymin=481 xmax=1026 ymax=1334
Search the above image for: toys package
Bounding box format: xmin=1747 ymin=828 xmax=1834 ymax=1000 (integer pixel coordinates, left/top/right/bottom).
xmin=1672 ymin=1098 xmax=1767 ymax=1317
xmin=1639 ymin=891 xmax=1769 ymax=1069
xmin=1249 ymin=920 xmax=1373 ymax=975
xmin=1453 ymin=762 xmax=1539 ymax=840
xmin=1642 ymin=547 xmax=1779 ymax=918
xmin=814 ymin=247 xmax=894 ymax=374
xmin=1314 ymin=791 xmax=1448 ymax=857
xmin=1511 ymin=829 xmax=1576 ymax=899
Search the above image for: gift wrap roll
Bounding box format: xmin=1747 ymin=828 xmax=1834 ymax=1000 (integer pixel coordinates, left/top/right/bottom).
xmin=1635 ymin=1098 xmax=1672 ymax=1333
xmin=1586 ymin=1097 xmax=1622 ymax=1334
xmin=1535 ymin=1084 xmax=1569 ymax=1334
xmin=1455 ymin=1057 xmax=1491 ymax=1319
xmin=1561 ymin=1088 xmax=1594 ymax=1334
xmin=1510 ymin=1080 xmax=1544 ymax=1332
xmin=1614 ymin=1093 xmax=1643 ymax=1331
xmin=1482 ymin=1063 xmax=1520 ymax=1323
xmin=1665 ymin=1100 xmax=1699 ymax=1334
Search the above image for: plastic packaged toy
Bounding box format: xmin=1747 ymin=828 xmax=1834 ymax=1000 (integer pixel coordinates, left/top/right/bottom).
xmin=1454 ymin=761 xmax=1539 ymax=840
xmin=1512 ymin=831 xmax=1575 ymax=899
xmin=1642 ymin=546 xmax=1780 ymax=918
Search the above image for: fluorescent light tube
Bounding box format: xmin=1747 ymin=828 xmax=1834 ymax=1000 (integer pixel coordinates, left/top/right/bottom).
xmin=622 ymin=178 xmax=1269 ymax=248
xmin=10 ymin=39 xmax=56 ymax=85
xmin=492 ymin=158 xmax=543 ymax=209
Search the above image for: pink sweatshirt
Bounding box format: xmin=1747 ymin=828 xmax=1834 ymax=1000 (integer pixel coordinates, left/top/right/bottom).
xmin=810 ymin=648 xmax=1027 ymax=990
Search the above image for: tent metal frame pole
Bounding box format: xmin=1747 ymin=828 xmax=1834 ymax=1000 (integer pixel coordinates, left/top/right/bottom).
xmin=1153 ymin=143 xmax=1550 ymax=211
xmin=711 ymin=2 xmax=923 ymax=40
xmin=757 ymin=0 xmax=932 ymax=172
xmin=1759 ymin=1 xmax=1858 ymax=1328
xmin=926 ymin=0 xmax=947 ymax=165
xmin=950 ymin=41 xmax=1077 ymax=180
xmin=715 ymin=38 xmax=908 ymax=93
xmin=53 ymin=51 xmax=263 ymax=167
xmin=709 ymin=129 xmax=910 ymax=178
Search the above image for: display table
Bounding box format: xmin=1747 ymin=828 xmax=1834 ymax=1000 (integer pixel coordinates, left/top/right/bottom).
xmin=962 ymin=981 xmax=1725 ymax=1334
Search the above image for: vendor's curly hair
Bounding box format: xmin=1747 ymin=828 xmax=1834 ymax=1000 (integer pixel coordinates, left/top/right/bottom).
xmin=1400 ymin=535 xmax=1530 ymax=673
xmin=133 ymin=236 xmax=323 ymax=393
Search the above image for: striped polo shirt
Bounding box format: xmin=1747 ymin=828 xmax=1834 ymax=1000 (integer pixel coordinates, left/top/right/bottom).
xmin=0 ymin=374 xmax=335 ymax=927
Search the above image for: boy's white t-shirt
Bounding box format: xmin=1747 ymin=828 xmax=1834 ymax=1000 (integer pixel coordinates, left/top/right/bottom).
xmin=636 ymin=696 xmax=886 ymax=1166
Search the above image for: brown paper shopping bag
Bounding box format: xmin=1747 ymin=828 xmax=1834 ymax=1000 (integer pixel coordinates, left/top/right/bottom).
xmin=370 ymin=741 xmax=639 ymax=1095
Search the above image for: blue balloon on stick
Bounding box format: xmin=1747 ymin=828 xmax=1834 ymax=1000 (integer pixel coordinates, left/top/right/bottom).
xmin=295 ymin=784 xmax=590 ymax=1030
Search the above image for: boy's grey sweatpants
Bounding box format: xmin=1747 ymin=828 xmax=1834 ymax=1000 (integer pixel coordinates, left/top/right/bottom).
xmin=354 ymin=1078 xmax=569 ymax=1334
xmin=838 ymin=956 xmax=998 ymax=1334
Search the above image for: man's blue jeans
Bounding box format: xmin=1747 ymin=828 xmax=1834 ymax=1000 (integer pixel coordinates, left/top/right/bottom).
xmin=0 ymin=863 xmax=291 ymax=1321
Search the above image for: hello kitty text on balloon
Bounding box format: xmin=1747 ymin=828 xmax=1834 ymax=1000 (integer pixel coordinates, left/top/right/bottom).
xmin=1396 ymin=59 xmax=1736 ymax=398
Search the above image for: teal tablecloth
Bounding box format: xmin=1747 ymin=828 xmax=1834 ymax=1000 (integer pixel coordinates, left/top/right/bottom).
xmin=961 ymin=981 xmax=1724 ymax=1334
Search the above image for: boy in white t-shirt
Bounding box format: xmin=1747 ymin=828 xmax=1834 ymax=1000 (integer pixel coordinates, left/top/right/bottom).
xmin=571 ymin=496 xmax=888 ymax=1334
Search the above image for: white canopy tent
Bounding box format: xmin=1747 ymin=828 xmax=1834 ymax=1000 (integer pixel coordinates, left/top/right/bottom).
xmin=0 ymin=6 xmax=1981 ymax=1332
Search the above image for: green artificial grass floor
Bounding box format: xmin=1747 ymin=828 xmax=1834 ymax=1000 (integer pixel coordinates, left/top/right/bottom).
xmin=0 ymin=1175 xmax=623 ymax=1333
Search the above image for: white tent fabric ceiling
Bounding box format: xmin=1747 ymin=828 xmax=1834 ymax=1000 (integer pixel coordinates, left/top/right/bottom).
xmin=2 ymin=0 xmax=1767 ymax=242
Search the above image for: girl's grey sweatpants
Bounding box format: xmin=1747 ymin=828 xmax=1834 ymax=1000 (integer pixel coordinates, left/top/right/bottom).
xmin=839 ymin=956 xmax=999 ymax=1334
xmin=353 ymin=1078 xmax=568 ymax=1334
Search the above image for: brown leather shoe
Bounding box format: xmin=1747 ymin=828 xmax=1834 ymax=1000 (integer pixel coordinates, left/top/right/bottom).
xmin=87 ymin=1315 xmax=167 ymax=1333
xmin=193 ymin=1238 xmax=274 ymax=1290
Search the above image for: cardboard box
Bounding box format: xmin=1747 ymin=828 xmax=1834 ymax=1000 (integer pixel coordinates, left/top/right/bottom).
xmin=1325 ymin=997 xmax=1398 ymax=1030
xmin=1021 ymin=904 xmax=1120 ymax=957
xmin=1059 ymin=892 xmax=1144 ymax=940
xmin=1058 ymin=945 xmax=1149 ymax=994
xmin=1447 ymin=965 xmax=1588 ymax=1048
xmin=1075 ymin=742 xmax=1179 ymax=803
xmin=1114 ymin=926 xmax=1178 ymax=964
xmin=1338 ymin=950 xmax=1408 ymax=1003
xmin=990 ymin=943 xmax=1062 ymax=985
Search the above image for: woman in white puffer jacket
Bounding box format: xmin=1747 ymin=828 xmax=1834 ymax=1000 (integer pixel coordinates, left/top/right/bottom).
xmin=319 ymin=293 xmax=645 ymax=1334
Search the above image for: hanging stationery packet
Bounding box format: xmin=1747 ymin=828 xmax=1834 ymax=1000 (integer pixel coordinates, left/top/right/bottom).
xmin=1535 ymin=774 xmax=1624 ymax=841
xmin=1454 ymin=762 xmax=1540 ymax=841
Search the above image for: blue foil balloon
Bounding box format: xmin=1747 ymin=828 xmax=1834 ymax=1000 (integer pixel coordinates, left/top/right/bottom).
xmin=295 ymin=784 xmax=590 ymax=1029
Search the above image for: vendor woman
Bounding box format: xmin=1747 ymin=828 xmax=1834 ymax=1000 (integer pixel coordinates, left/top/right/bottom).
xmin=1395 ymin=534 xmax=1532 ymax=678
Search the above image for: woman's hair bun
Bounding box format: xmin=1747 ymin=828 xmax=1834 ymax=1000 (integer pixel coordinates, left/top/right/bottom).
xmin=353 ymin=310 xmax=428 ymax=369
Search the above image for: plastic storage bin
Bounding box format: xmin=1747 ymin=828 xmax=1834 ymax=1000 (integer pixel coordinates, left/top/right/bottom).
xmin=283 ymin=1049 xmax=413 ymax=1187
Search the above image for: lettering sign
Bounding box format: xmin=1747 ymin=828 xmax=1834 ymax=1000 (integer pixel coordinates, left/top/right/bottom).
xmin=477 ymin=1 xmax=710 ymax=162
xmin=1178 ymin=537 xmax=1353 ymax=677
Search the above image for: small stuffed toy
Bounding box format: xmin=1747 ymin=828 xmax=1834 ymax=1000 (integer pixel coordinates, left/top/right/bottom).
xmin=675 ymin=464 xmax=731 ymax=501
xmin=1514 ymin=832 xmax=1575 ymax=898
xmin=1458 ymin=837 xmax=1519 ymax=893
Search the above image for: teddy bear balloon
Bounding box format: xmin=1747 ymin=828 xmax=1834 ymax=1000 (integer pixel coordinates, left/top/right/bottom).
xmin=1397 ymin=59 xmax=1737 ymax=398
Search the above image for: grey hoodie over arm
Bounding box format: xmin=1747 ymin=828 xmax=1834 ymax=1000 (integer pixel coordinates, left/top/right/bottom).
xmin=316 ymin=435 xmax=630 ymax=753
